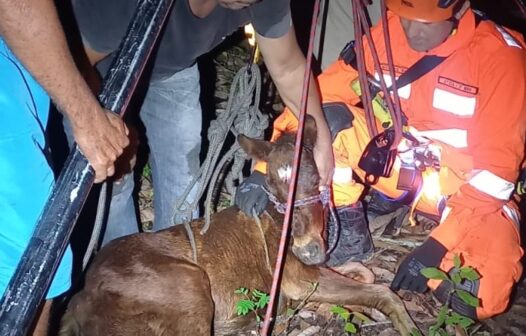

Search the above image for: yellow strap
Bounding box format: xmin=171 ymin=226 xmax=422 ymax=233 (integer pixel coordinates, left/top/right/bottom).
xmin=350 ymin=79 xmax=393 ymax=129
xmin=253 ymin=44 xmax=260 ymax=64
xmin=517 ymin=181 xmax=526 ymax=196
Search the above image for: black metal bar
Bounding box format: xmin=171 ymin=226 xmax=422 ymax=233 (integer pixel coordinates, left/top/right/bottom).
xmin=0 ymin=0 xmax=174 ymax=334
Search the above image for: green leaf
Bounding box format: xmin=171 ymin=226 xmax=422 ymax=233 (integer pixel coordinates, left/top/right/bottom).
xmin=457 ymin=315 xmax=475 ymax=329
xmin=456 ymin=289 xmax=480 ymax=307
xmin=234 ymin=287 xmax=249 ymax=295
xmin=428 ymin=326 xmax=439 ymax=336
xmin=420 ymin=267 xmax=449 ymax=281
xmin=344 ymin=322 xmax=357 ymax=334
xmin=142 ymin=163 xmax=152 ymax=178
xmin=252 ymin=289 xmax=267 ymax=298
xmin=451 ymin=271 xmax=462 ymax=285
xmin=286 ymin=308 xmax=296 ymax=316
xmin=330 ymin=305 xmax=349 ymax=316
xmin=445 ymin=312 xmax=461 ymax=326
xmin=411 ymin=328 xmax=424 ymax=336
xmin=453 ymin=254 xmax=462 ymax=268
xmin=235 ymin=299 xmax=255 ymax=316
xmin=255 ymin=292 xmax=270 ymax=309
xmin=351 ymin=311 xmax=372 ymax=324
xmin=436 ymin=306 xmax=448 ymax=327
xmin=459 ymin=267 xmax=480 ymax=281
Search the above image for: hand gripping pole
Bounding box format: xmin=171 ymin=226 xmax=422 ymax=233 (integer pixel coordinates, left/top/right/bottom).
xmin=0 ymin=0 xmax=174 ymax=334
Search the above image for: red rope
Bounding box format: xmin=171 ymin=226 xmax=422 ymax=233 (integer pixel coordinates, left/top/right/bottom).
xmin=259 ymin=0 xmax=321 ymax=334
xmin=513 ymin=0 xmax=526 ymax=18
xmin=379 ymin=0 xmax=403 ymax=147
xmin=353 ymin=0 xmax=377 ymax=138
xmin=352 ymin=0 xmax=404 ymax=149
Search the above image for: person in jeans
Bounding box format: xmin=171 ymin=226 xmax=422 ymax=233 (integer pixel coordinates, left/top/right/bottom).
xmin=71 ymin=0 xmax=335 ymax=244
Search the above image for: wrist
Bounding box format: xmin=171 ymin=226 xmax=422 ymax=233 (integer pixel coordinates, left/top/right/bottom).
xmin=68 ymin=97 xmax=104 ymax=131
xmin=57 ymin=77 xmax=102 ymax=126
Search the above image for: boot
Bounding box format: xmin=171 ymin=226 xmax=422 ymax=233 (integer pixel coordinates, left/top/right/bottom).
xmin=326 ymin=202 xmax=374 ymax=267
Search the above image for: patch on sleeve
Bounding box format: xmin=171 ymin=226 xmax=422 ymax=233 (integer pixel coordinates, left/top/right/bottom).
xmin=438 ymin=77 xmax=478 ymax=95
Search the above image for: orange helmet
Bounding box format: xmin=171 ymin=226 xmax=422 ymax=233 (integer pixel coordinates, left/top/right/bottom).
xmin=386 ymin=0 xmax=465 ymax=22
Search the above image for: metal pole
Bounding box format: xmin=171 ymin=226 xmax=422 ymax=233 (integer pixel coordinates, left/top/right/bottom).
xmin=0 ymin=0 xmax=174 ymax=334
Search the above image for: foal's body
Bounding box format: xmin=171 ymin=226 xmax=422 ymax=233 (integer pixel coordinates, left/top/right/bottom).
xmin=61 ymin=121 xmax=417 ymax=335
xmin=62 ymin=207 xmax=415 ymax=335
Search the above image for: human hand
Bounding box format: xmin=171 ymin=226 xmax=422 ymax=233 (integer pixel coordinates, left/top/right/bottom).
xmin=313 ymin=126 xmax=334 ymax=189
xmin=71 ymin=107 xmax=129 ymax=183
xmin=391 ymin=237 xmax=447 ymax=293
xmin=235 ymin=171 xmax=269 ymax=217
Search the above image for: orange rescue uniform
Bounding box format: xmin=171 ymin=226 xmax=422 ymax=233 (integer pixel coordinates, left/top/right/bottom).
xmin=256 ymin=10 xmax=526 ymax=318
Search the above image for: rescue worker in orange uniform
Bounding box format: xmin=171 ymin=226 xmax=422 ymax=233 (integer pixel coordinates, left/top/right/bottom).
xmin=236 ymin=0 xmax=526 ymax=320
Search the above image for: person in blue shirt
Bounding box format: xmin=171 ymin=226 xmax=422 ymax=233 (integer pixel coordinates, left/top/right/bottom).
xmin=0 ymin=0 xmax=129 ymax=334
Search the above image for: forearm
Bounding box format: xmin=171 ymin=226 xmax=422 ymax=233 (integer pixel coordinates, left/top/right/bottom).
xmin=272 ymin=58 xmax=328 ymax=127
xmin=257 ymin=27 xmax=334 ymax=185
xmin=292 ymin=75 xmax=327 ymax=128
xmin=257 ymin=29 xmax=329 ymax=129
xmin=0 ymin=0 xmax=101 ymax=128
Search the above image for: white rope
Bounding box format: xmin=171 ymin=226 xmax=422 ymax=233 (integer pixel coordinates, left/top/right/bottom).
xmin=172 ymin=63 xmax=269 ymax=261
xmin=82 ymin=181 xmax=107 ymax=270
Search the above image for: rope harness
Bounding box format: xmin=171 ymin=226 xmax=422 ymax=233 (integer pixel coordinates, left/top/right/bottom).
xmin=264 ymin=186 xmax=339 ymax=255
xmin=263 ymin=187 xmax=330 ymax=214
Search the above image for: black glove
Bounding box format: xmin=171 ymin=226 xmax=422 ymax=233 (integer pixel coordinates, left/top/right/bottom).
xmin=235 ymin=171 xmax=269 ymax=217
xmin=322 ymin=102 xmax=354 ymax=141
xmin=391 ymin=237 xmax=447 ymax=293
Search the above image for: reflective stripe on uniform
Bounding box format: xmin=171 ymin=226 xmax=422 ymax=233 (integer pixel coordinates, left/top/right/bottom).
xmin=468 ymin=170 xmax=515 ymax=200
xmin=374 ymin=73 xmax=411 ymax=99
xmin=433 ymin=88 xmax=476 ymax=117
xmin=440 ymin=206 xmax=452 ymax=224
xmin=496 ymin=26 xmax=522 ymax=49
xmin=503 ymin=205 xmax=521 ymax=230
xmin=333 ymin=167 xmax=353 ymax=184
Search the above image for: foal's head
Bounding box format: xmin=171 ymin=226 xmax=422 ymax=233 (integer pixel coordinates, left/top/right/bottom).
xmin=238 ymin=116 xmax=327 ymax=265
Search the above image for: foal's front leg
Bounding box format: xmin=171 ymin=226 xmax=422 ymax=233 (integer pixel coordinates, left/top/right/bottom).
xmin=314 ymin=268 xmax=417 ymax=335
xmin=282 ymin=262 xmax=418 ymax=336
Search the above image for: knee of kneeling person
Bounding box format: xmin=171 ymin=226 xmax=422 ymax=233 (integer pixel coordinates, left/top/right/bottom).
xmin=476 ymin=270 xmax=520 ymax=319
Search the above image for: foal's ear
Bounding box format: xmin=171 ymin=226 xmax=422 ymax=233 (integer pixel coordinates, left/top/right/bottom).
xmin=303 ymin=115 xmax=318 ymax=148
xmin=238 ymin=134 xmax=273 ymax=161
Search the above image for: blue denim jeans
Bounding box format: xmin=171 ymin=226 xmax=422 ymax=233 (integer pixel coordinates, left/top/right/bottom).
xmin=64 ymin=64 xmax=201 ymax=245
xmin=140 ymin=64 xmax=201 ymax=231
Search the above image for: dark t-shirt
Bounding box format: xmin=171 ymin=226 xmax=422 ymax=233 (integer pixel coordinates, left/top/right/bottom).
xmin=73 ymin=0 xmax=292 ymax=80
